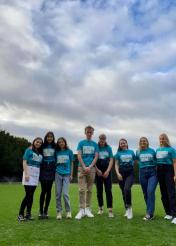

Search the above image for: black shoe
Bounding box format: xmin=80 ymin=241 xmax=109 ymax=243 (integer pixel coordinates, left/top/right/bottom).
xmin=38 ymin=213 xmax=44 ymax=219
xmin=18 ymin=214 xmax=26 ymax=222
xmin=43 ymin=213 xmax=49 ymax=219
xmin=25 ymin=214 xmax=34 ymax=220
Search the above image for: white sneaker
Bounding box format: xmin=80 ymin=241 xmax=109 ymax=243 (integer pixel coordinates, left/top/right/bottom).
xmin=85 ymin=207 xmax=94 ymax=218
xmin=124 ymin=209 xmax=128 ymax=217
xmin=56 ymin=212 xmax=62 ymax=220
xmin=127 ymin=207 xmax=133 ymax=219
xmin=171 ymin=217 xmax=176 ymax=224
xmin=97 ymin=209 xmax=103 ymax=215
xmin=75 ymin=209 xmax=85 ymax=220
xmin=108 ymin=212 xmax=114 ymax=218
xmin=164 ymin=215 xmax=173 ymax=220
xmin=66 ymin=212 xmax=72 ymax=219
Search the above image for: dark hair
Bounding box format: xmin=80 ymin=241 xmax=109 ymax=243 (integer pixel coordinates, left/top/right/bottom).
xmin=85 ymin=125 xmax=94 ymax=133
xmin=43 ymin=131 xmax=56 ymax=148
xmin=56 ymin=137 xmax=69 ymax=150
xmin=32 ymin=137 xmax=43 ymax=154
xmin=118 ymin=138 xmax=128 ymax=151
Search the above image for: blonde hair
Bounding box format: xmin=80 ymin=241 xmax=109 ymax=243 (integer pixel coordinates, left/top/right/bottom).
xmin=159 ymin=133 xmax=171 ymax=147
xmin=139 ymin=137 xmax=149 ymax=150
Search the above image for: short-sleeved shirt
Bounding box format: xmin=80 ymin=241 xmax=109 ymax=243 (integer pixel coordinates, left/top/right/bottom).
xmin=42 ymin=144 xmax=55 ymax=163
xmin=156 ymin=147 xmax=176 ymax=165
xmin=77 ymin=139 xmax=99 ymax=167
xmin=23 ymin=148 xmax=43 ymax=168
xmin=99 ymin=145 xmax=113 ymax=160
xmin=55 ymin=149 xmax=73 ymax=175
xmin=114 ymin=149 xmax=135 ymax=166
xmin=136 ymin=148 xmax=156 ymax=169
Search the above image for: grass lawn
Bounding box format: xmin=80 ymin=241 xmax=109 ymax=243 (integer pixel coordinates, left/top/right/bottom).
xmin=0 ymin=183 xmax=175 ymax=246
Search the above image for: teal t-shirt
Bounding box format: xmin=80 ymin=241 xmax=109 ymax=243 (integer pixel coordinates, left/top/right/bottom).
xmin=115 ymin=149 xmax=135 ymax=166
xmin=23 ymin=149 xmax=43 ymax=168
xmin=99 ymin=145 xmax=113 ymax=160
xmin=77 ymin=139 xmax=99 ymax=167
xmin=55 ymin=149 xmax=73 ymax=175
xmin=156 ymin=147 xmax=176 ymax=165
xmin=136 ymin=148 xmax=156 ymax=169
xmin=42 ymin=144 xmax=55 ymax=163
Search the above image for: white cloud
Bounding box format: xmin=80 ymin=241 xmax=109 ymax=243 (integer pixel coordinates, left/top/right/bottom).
xmin=0 ymin=0 xmax=176 ymax=152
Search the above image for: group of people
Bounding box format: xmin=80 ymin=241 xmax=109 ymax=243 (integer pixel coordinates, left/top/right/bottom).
xmin=17 ymin=125 xmax=176 ymax=225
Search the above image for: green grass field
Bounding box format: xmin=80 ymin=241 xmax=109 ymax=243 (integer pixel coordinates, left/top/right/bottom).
xmin=0 ymin=183 xmax=175 ymax=246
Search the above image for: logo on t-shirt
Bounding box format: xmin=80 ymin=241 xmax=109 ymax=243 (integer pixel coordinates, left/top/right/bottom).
xmin=156 ymin=151 xmax=168 ymax=159
xmin=32 ymin=153 xmax=42 ymax=162
xmin=99 ymin=151 xmax=109 ymax=159
xmin=83 ymin=146 xmax=95 ymax=154
xmin=140 ymin=154 xmax=153 ymax=162
xmin=120 ymin=154 xmax=132 ymax=163
xmin=57 ymin=155 xmax=69 ymax=164
xmin=43 ymin=148 xmax=55 ymax=157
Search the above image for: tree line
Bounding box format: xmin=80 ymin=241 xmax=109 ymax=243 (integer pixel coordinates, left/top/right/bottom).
xmin=0 ymin=129 xmax=139 ymax=183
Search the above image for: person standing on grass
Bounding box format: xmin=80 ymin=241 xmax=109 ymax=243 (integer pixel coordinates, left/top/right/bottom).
xmin=136 ymin=137 xmax=158 ymax=221
xmin=115 ymin=139 xmax=135 ymax=219
xmin=18 ymin=137 xmax=43 ymax=222
xmin=55 ymin=137 xmax=73 ymax=220
xmin=156 ymin=133 xmax=176 ymax=224
xmin=96 ymin=134 xmax=114 ymax=218
xmin=75 ymin=125 xmax=99 ymax=220
xmin=39 ymin=131 xmax=56 ymax=219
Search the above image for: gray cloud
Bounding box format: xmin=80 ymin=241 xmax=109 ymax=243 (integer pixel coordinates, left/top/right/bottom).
xmin=0 ymin=0 xmax=176 ymax=152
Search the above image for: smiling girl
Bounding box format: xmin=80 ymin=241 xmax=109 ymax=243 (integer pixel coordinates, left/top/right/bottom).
xmin=55 ymin=137 xmax=73 ymax=220
xmin=18 ymin=137 xmax=43 ymax=222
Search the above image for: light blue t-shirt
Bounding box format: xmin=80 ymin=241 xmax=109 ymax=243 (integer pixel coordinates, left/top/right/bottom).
xmin=99 ymin=145 xmax=113 ymax=160
xmin=42 ymin=144 xmax=55 ymax=163
xmin=115 ymin=149 xmax=135 ymax=166
xmin=77 ymin=139 xmax=99 ymax=167
xmin=55 ymin=149 xmax=73 ymax=175
xmin=156 ymin=147 xmax=176 ymax=165
xmin=23 ymin=149 xmax=43 ymax=168
xmin=136 ymin=148 xmax=156 ymax=169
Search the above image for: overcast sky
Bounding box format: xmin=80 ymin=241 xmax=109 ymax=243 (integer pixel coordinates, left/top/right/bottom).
xmin=0 ymin=0 xmax=176 ymax=153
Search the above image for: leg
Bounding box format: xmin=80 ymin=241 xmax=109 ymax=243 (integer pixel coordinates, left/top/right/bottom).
xmin=78 ymin=168 xmax=87 ymax=209
xmin=44 ymin=180 xmax=53 ymax=214
xmin=157 ymin=168 xmax=171 ymax=215
xmin=139 ymin=169 xmax=148 ymax=208
xmin=146 ymin=173 xmax=158 ymax=216
xmin=55 ymin=173 xmax=63 ymax=212
xmin=19 ymin=186 xmax=28 ymax=216
xmin=96 ymin=175 xmax=104 ymax=208
xmin=40 ymin=180 xmax=47 ymax=214
xmin=26 ymin=186 xmax=36 ymax=216
xmin=104 ymin=173 xmax=113 ymax=209
xmin=118 ymin=178 xmax=126 ymax=209
xmin=124 ymin=173 xmax=134 ymax=208
xmin=63 ymin=176 xmax=71 ymax=212
xmin=165 ymin=168 xmax=176 ymax=217
xmin=86 ymin=168 xmax=96 ymax=208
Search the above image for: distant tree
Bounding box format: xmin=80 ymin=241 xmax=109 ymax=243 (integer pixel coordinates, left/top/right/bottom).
xmin=0 ymin=130 xmax=31 ymax=180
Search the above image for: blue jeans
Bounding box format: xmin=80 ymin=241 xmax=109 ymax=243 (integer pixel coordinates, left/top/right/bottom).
xmin=55 ymin=173 xmax=71 ymax=212
xmin=139 ymin=166 xmax=158 ymax=216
